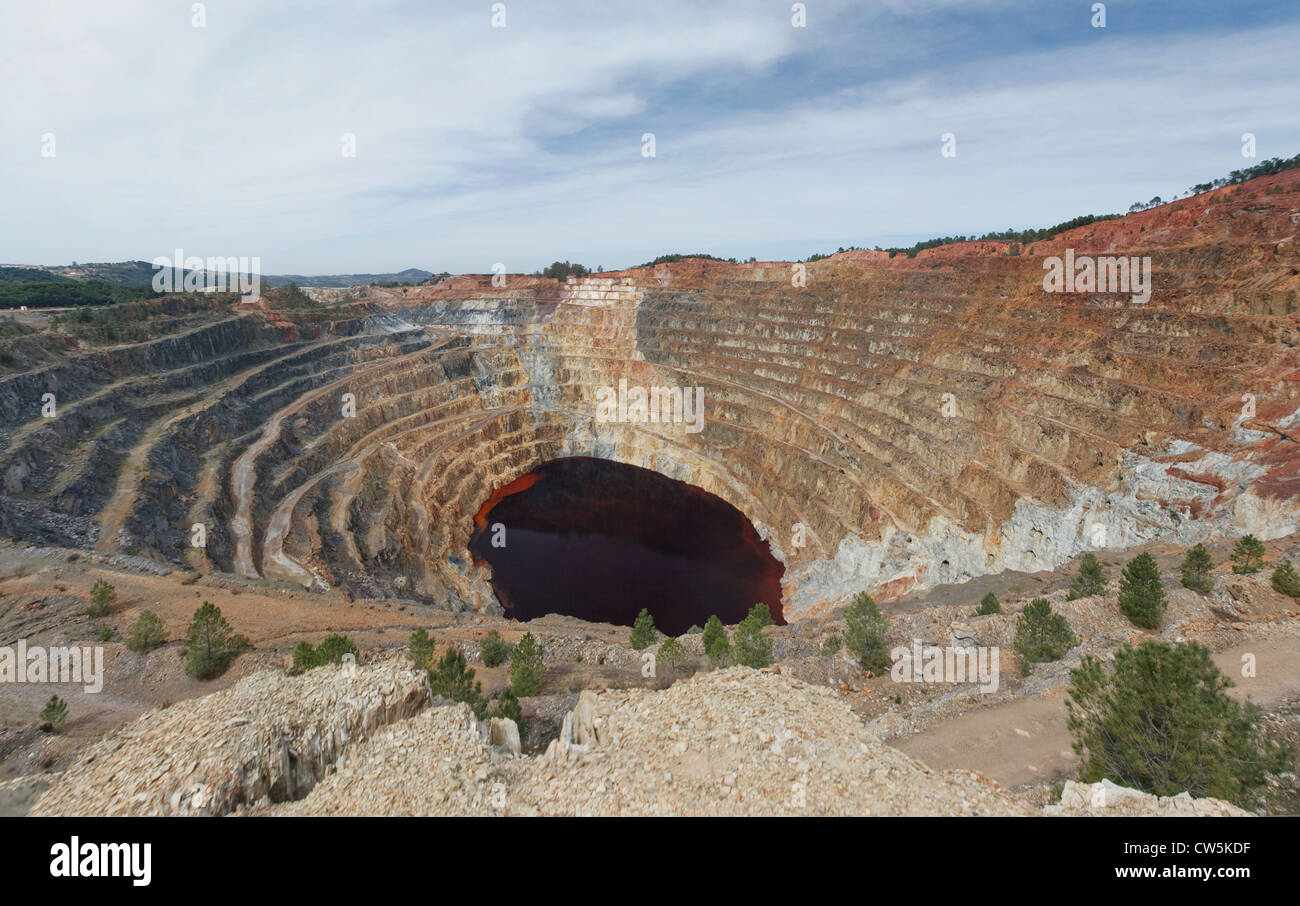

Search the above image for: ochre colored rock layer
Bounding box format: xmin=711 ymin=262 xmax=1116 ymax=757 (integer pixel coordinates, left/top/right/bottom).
xmin=2 ymin=173 xmax=1299 ymax=618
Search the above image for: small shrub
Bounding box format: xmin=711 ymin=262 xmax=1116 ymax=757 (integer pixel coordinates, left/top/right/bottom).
xmin=1118 ymin=552 xmax=1167 ymax=629
xmin=508 ymin=632 xmax=545 ymax=697
xmin=408 ymin=628 xmax=436 ymax=670
xmin=701 ymin=614 xmax=730 ymax=668
xmin=1065 ymin=553 xmax=1106 ymax=601
xmin=1013 ymin=598 xmax=1076 ymax=675
xmin=746 ymin=603 xmax=775 ymax=627
xmin=731 ymin=611 xmax=773 ymax=669
xmin=97 ymin=627 xmax=114 ymax=643
xmin=1230 ymin=535 xmax=1266 ymax=574
xmin=293 ymin=634 xmax=359 ymax=670
xmin=1271 ymin=560 xmax=1300 ymax=598
xmin=657 ymin=637 xmax=691 ymax=678
xmin=629 ymin=608 xmax=658 ymax=650
xmin=820 ymin=634 xmax=843 ymax=657
xmin=86 ymin=579 xmax=116 ymax=617
xmin=844 ymin=592 xmax=890 ymax=674
xmin=184 ymin=601 xmax=249 ymax=680
xmin=1180 ymin=543 xmax=1214 ymax=593
xmin=1067 ymin=640 xmax=1292 ymax=808
xmin=125 ymin=610 xmax=166 ymax=653
xmin=428 ymin=646 xmax=487 ymax=719
xmin=480 ymin=630 xmax=510 ymax=667
xmin=974 ymin=592 xmax=1001 ymax=616
xmin=40 ymin=695 xmax=68 ymax=733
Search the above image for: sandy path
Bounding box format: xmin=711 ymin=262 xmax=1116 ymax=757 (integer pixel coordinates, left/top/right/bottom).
xmin=892 ymin=638 xmax=1300 ymax=787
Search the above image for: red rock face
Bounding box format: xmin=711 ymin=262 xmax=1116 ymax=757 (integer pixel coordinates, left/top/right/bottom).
xmin=3 ymin=172 xmax=1298 ymax=619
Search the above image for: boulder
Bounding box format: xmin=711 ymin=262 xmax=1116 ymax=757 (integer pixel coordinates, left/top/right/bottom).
xmin=489 ymin=718 xmax=521 ymax=755
xmin=572 ymin=690 xmax=600 ymax=746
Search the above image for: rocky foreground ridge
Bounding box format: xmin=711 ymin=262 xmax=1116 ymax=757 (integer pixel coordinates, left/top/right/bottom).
xmin=30 ymin=660 xmax=1245 ymax=817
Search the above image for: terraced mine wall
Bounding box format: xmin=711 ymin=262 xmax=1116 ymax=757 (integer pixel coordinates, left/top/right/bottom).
xmin=2 ymin=172 xmax=1299 ymax=618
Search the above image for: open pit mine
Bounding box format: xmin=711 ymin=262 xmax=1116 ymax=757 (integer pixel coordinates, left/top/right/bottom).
xmin=2 ymin=171 xmax=1299 ymax=818
xmin=5 ymin=173 xmax=1300 ymax=618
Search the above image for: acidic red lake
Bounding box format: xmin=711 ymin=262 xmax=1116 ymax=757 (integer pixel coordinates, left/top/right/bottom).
xmin=468 ymin=457 xmax=785 ymax=635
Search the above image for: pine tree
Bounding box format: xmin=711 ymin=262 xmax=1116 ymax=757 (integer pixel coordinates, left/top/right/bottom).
xmin=1066 ymin=553 xmax=1106 ymax=600
xmin=629 ymin=608 xmax=658 ymax=650
xmin=656 ymin=637 xmax=690 ymax=678
xmin=125 ymin=610 xmax=166 ymax=653
xmin=974 ymin=592 xmax=1001 ymax=615
xmin=701 ymin=614 xmax=730 ymax=668
xmin=508 ymin=632 xmax=545 ymax=696
xmin=1013 ymin=598 xmax=1077 ymax=675
xmin=184 ymin=601 xmax=250 ymax=680
xmin=408 ymin=628 xmax=436 ymax=670
xmin=1271 ymin=559 xmax=1300 ymax=598
xmin=293 ymin=634 xmax=358 ymax=670
xmin=1118 ymin=553 xmax=1167 ymax=629
xmin=1230 ymin=535 xmax=1266 ymax=574
xmin=1067 ymin=640 xmax=1292 ymax=808
xmin=480 ymin=630 xmax=510 ymax=667
xmin=86 ymin=579 xmax=116 ymax=617
xmin=746 ymin=602 xmax=775 ymax=627
xmin=731 ymin=612 xmax=773 ymax=669
xmin=428 ymin=646 xmax=487 ymax=719
xmin=1180 ymin=543 xmax=1214 ymax=593
xmin=844 ymin=591 xmax=890 ymax=674
xmin=40 ymin=695 xmax=68 ymax=733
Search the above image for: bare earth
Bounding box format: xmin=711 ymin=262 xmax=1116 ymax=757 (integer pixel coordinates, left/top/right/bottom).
xmin=896 ymin=638 xmax=1300 ymax=788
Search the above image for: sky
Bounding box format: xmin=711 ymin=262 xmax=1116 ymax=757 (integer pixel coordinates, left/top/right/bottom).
xmin=2 ymin=0 xmax=1298 ymax=275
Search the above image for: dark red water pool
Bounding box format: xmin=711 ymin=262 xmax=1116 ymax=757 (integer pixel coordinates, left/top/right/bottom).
xmin=468 ymin=457 xmax=784 ymax=635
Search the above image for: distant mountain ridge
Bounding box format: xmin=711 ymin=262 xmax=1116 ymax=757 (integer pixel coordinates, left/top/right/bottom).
xmin=0 ymin=261 xmax=432 ymax=288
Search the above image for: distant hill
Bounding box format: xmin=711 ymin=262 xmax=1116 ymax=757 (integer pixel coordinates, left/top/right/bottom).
xmin=0 ymin=261 xmax=432 ymax=289
xmin=0 ymin=266 xmax=76 ymax=284
xmin=261 ymin=268 xmax=432 ymax=288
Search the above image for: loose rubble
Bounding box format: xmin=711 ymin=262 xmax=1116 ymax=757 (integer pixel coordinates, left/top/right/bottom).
xmin=25 ymin=657 xmax=1276 ymax=817
xmin=1046 ymin=779 xmax=1251 ymax=817
xmin=30 ymin=659 xmax=426 ymax=816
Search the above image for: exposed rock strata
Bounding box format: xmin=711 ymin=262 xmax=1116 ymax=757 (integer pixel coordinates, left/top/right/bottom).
xmin=2 ymin=174 xmax=1299 ymax=616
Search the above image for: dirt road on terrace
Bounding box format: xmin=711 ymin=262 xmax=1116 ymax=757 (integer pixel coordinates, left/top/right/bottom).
xmin=892 ymin=638 xmax=1300 ymax=788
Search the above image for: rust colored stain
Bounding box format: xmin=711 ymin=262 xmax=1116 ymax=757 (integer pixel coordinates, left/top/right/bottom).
xmin=473 ymin=471 xmax=545 ymax=530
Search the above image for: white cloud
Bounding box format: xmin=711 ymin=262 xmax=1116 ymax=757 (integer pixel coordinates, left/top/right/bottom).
xmin=1 ymin=1 xmax=1297 ymax=272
